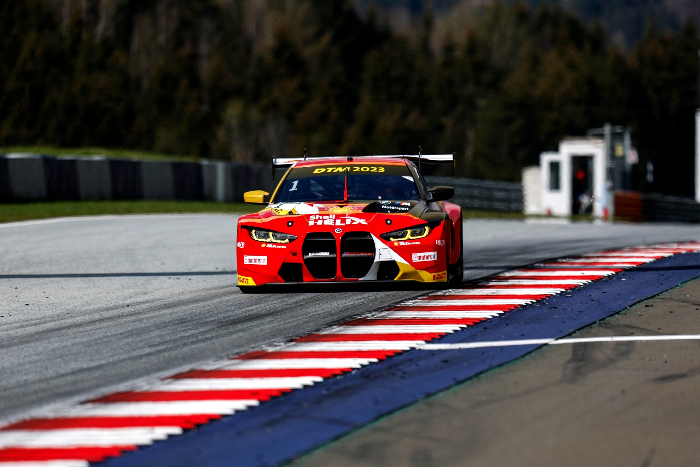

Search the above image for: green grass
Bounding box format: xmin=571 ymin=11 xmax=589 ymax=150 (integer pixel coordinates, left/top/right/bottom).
xmin=0 ymin=146 xmax=200 ymax=162
xmin=0 ymin=200 xmax=259 ymax=224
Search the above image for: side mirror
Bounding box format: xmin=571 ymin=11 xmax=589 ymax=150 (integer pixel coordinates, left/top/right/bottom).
xmin=244 ymin=190 xmax=270 ymax=205
xmin=428 ymin=186 xmax=454 ymax=202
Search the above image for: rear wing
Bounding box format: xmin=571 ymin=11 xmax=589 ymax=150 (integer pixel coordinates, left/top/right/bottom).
xmin=272 ymin=149 xmax=455 ymax=179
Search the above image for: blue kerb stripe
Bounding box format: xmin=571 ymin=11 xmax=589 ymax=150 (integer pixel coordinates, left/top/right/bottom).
xmin=98 ymin=252 xmax=700 ymax=467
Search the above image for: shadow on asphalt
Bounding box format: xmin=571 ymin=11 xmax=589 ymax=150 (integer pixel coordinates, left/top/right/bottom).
xmin=239 ymin=280 xmax=450 ymax=294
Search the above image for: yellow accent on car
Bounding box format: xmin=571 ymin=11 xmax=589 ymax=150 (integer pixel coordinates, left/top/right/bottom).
xmin=385 ymin=226 xmax=430 ymax=241
xmin=237 ymin=275 xmax=256 ymax=286
xmin=243 ymin=190 xmax=269 ymax=204
xmin=394 ymin=262 xmax=447 ymax=282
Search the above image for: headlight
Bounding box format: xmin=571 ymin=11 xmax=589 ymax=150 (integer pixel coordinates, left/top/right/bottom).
xmin=380 ymin=225 xmax=430 ymax=241
xmin=246 ymin=227 xmax=297 ymax=243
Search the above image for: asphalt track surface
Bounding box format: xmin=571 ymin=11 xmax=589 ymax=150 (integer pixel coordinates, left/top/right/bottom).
xmin=2 ymin=214 xmax=700 ymax=429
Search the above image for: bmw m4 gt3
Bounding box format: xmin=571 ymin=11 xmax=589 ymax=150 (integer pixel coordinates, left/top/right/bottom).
xmin=236 ymin=154 xmax=462 ymax=290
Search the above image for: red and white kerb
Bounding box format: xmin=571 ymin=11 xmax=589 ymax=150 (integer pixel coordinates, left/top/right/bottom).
xmin=1 ymin=242 xmax=700 ymax=466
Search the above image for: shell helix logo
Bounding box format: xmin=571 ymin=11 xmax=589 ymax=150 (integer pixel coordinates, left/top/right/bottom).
xmin=308 ymin=215 xmax=368 ymax=226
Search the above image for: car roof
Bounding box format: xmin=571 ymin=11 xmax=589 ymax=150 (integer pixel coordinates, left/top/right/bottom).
xmin=293 ymin=157 xmax=410 ymax=168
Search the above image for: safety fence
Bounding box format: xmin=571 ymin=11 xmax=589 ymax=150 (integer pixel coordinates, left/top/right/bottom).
xmin=0 ymin=154 xmax=525 ymax=212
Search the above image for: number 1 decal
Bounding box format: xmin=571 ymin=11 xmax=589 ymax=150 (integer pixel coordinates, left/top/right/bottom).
xmin=290 ymin=180 xmax=299 ymax=191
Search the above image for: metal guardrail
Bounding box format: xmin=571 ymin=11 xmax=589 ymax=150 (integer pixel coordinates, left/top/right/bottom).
xmin=426 ymin=176 xmax=523 ymax=212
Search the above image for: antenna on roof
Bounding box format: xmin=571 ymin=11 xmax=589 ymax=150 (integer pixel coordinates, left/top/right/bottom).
xmin=303 ymin=148 xmax=308 ymax=160
xmin=418 ymin=145 xmax=422 ymax=172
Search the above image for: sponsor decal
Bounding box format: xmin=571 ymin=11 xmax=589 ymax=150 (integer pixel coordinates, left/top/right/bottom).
xmin=436 ymin=239 xmax=446 ymax=246
xmin=394 ymin=241 xmax=420 ymax=246
xmin=377 ymin=248 xmax=393 ymax=260
xmin=262 ymin=244 xmax=286 ymax=249
xmin=432 ymin=271 xmax=447 ymax=281
xmin=268 ymin=202 xmax=319 ymax=215
xmin=342 ymin=252 xmax=373 ymax=256
xmin=237 ymin=242 xmax=245 ymax=248
xmin=335 ymin=228 xmax=343 ymax=233
xmin=412 ymin=252 xmax=438 ymax=262
xmin=379 ymin=205 xmax=410 ymax=212
xmin=308 ymin=214 xmax=368 ymax=226
xmin=312 ymin=166 xmax=386 ymax=173
xmin=329 ymin=206 xmax=355 ymax=214
xmin=307 ymin=251 xmax=331 ymax=257
xmin=244 ymin=255 xmax=267 ymax=265
xmin=237 ymin=275 xmax=256 ymax=286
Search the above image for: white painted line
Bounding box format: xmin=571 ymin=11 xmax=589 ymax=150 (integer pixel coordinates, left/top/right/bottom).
xmin=279 ymin=342 xmax=420 ymax=351
xmin=333 ymin=325 xmax=465 ymax=333
xmin=418 ymin=339 xmax=552 ymax=349
xmin=533 ymin=263 xmax=634 ymax=268
xmin=401 ymin=299 xmax=534 ymax=306
xmin=217 ymin=359 xmax=373 ymax=369
xmin=582 ymin=253 xmax=669 ymax=257
xmin=158 ymin=377 xmax=323 ymax=390
xmin=482 ymin=280 xmax=589 ymax=285
xmin=0 ymin=427 xmax=180 ymax=448
xmin=550 ymin=335 xmax=700 ymax=344
xmin=440 ymin=288 xmax=564 ymax=295
xmin=418 ymin=335 xmax=700 ymax=350
xmin=0 ymin=214 xmax=208 ymax=230
xmin=553 ymin=256 xmax=654 ymax=265
xmin=53 ymin=400 xmax=259 ymax=417
xmin=382 ymin=311 xmax=502 ymax=318
xmin=497 ymin=270 xmax=614 ymax=276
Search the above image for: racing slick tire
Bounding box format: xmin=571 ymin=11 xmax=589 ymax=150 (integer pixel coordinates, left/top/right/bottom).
xmin=447 ymin=213 xmax=463 ymax=285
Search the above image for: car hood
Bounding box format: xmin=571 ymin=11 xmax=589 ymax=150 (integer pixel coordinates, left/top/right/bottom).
xmin=261 ymin=201 xmax=427 ymax=219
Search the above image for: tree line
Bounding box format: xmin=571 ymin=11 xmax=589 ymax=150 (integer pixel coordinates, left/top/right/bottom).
xmin=1 ymin=0 xmax=698 ymax=195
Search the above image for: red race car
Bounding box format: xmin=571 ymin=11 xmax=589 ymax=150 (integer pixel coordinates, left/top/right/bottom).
xmin=236 ymin=153 xmax=462 ymax=290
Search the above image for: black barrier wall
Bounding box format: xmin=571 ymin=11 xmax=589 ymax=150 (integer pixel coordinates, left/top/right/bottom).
xmin=426 ymin=175 xmax=524 ymax=212
xmin=0 ymin=154 xmax=525 ymax=211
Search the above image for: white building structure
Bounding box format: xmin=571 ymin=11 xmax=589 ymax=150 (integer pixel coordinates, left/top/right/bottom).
xmin=538 ymin=137 xmax=609 ymax=218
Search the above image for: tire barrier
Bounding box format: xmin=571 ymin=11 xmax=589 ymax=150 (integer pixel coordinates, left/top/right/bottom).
xmin=44 ymin=157 xmax=80 ymax=200
xmin=615 ymin=190 xmax=700 ymax=223
xmin=0 ymin=157 xmax=11 ymax=201
xmin=76 ymin=157 xmax=112 ymax=200
xmin=0 ymin=153 xmax=527 ymax=211
xmin=0 ymin=153 xmax=278 ymax=203
xmin=6 ymin=154 xmax=47 ymax=200
xmin=426 ymin=175 xmax=524 ymax=212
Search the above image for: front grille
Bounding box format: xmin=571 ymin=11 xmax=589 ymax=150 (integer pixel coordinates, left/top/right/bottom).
xmin=302 ymin=233 xmax=337 ymax=279
xmin=340 ymin=232 xmax=375 ymax=278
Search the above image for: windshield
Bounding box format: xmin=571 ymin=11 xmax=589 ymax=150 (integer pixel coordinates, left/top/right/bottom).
xmin=273 ymin=164 xmax=421 ymax=203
